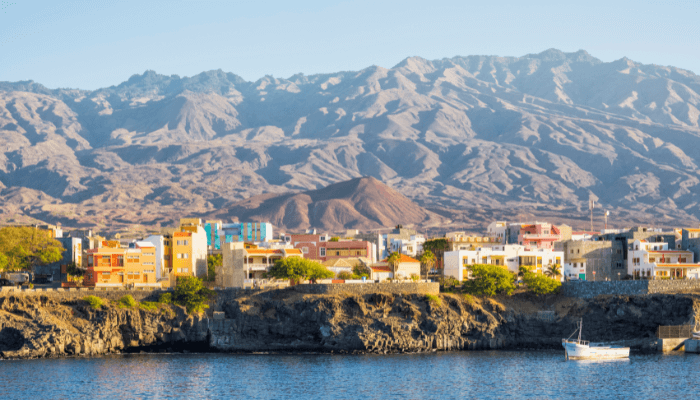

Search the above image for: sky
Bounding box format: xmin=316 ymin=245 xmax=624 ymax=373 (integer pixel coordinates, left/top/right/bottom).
xmin=1 ymin=0 xmax=699 ymax=90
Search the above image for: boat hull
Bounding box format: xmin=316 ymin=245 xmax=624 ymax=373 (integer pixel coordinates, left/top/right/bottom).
xmin=563 ymin=342 xmax=629 ymax=360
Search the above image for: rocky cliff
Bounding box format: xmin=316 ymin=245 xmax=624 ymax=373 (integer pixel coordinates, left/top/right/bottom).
xmin=0 ymin=291 xmax=697 ymax=359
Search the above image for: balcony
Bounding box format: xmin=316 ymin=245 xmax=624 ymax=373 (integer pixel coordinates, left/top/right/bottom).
xmin=522 ymin=234 xmax=560 ymax=240
xmin=245 ymin=263 xmax=271 ymax=271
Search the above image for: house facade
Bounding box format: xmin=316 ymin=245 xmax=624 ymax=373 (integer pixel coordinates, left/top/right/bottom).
xmin=288 ymin=234 xmax=376 ymax=263
xmin=627 ymin=239 xmax=700 ymax=279
xmin=444 ymin=245 xmax=564 ymax=281
xmin=84 ymin=241 xmax=157 ymax=287
xmin=218 ymin=243 xmax=303 ymax=288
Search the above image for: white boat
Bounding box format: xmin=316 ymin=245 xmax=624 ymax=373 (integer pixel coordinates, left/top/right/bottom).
xmin=562 ymin=319 xmax=630 ymax=360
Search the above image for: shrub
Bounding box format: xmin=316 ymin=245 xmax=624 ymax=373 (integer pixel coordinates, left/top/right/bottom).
xmin=410 ymin=273 xmax=419 ymax=282
xmin=159 ymin=292 xmax=172 ymax=304
xmin=118 ymin=295 xmax=137 ymax=308
xmin=329 ymin=237 xmax=340 ymax=242
xmin=139 ymin=301 xmax=159 ymax=311
xmin=337 ymin=271 xmax=353 ymax=280
xmin=425 ymin=294 xmax=441 ymax=307
xmin=266 ymin=257 xmax=334 ymax=283
xmin=523 ymin=272 xmax=561 ymax=295
xmin=462 ymin=293 xmax=475 ymax=304
xmin=173 ymin=276 xmax=215 ymax=314
xmin=84 ymin=295 xmax=104 ymax=310
xmin=462 ymin=264 xmax=515 ymax=296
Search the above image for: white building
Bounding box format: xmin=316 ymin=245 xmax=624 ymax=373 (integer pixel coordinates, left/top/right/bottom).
xmin=143 ymin=235 xmax=168 ymax=281
xmin=486 ymin=221 xmax=508 ymax=244
xmin=444 ymin=245 xmax=564 ymax=281
xmin=388 ymin=234 xmax=425 ymax=258
xmin=627 ymin=239 xmax=700 ymax=279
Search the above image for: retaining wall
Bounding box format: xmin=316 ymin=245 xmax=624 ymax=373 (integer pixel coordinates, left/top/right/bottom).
xmin=0 ymin=282 xmax=439 ymax=304
xmin=561 ymin=280 xmax=700 ymax=298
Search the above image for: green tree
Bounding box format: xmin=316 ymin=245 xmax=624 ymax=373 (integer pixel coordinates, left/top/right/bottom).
xmin=420 ymin=250 xmax=436 ymax=281
xmin=266 ymin=257 xmax=334 ymax=283
xmin=0 ymin=253 xmax=8 ymax=270
xmin=0 ymin=227 xmax=64 ymax=271
xmin=545 ymin=264 xmax=561 ymax=279
xmin=207 ymin=254 xmax=222 ymax=282
xmin=329 ymin=237 xmax=340 ymax=242
xmin=462 ymin=264 xmax=516 ymax=296
xmin=523 ymin=272 xmax=561 ymax=295
xmin=173 ymin=276 xmax=215 ymax=313
xmin=422 ymin=238 xmax=449 ymax=272
xmin=518 ymin=265 xmax=533 ymax=278
xmin=386 ymin=252 xmax=401 ymax=279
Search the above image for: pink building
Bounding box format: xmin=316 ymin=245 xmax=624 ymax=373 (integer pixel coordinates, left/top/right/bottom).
xmin=515 ymin=223 xmax=562 ymax=250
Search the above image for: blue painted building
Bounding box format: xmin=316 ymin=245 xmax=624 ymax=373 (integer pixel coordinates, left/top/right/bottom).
xmin=204 ymin=221 xmax=273 ymax=250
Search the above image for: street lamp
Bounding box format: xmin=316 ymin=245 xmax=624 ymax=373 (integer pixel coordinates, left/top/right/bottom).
xmin=618 ymin=272 xmax=620 ymax=281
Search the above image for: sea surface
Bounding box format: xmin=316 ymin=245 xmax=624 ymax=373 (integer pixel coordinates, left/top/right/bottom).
xmin=1 ymin=350 xmax=699 ymax=399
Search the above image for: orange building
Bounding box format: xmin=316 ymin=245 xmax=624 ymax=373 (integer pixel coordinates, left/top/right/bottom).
xmin=84 ymin=241 xmax=158 ymax=287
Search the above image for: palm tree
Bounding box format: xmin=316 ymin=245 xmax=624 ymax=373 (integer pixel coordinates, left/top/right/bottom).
xmin=387 ymin=252 xmax=401 ymax=280
xmin=420 ymin=250 xmax=436 ymax=281
xmin=518 ymin=265 xmax=532 ymax=278
xmin=545 ymin=264 xmax=561 ymax=279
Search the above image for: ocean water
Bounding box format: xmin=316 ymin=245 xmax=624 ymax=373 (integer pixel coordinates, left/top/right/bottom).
xmin=1 ymin=351 xmax=699 ymax=399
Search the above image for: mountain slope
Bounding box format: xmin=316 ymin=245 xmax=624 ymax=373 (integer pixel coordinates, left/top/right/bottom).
xmin=214 ymin=177 xmax=445 ymax=231
xmin=1 ymin=49 xmax=700 ymax=230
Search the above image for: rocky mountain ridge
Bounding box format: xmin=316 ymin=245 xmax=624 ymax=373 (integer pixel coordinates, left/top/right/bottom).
xmin=2 ymin=49 xmax=700 ymax=230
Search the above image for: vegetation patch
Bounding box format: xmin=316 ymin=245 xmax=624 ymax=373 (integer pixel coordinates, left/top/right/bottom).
xmin=425 ymin=294 xmax=441 ymax=307
xmin=118 ymin=295 xmax=137 ymax=308
xmin=83 ymin=295 xmax=105 ymax=310
xmin=266 ymin=258 xmax=334 ymax=283
xmin=159 ymin=292 xmax=172 ymax=304
xmin=139 ymin=301 xmax=159 ymax=311
xmin=173 ymin=276 xmax=216 ymax=314
xmin=462 ymin=293 xmax=475 ymax=305
xmin=462 ymin=264 xmax=516 ymax=296
xmin=523 ymin=273 xmax=561 ymax=295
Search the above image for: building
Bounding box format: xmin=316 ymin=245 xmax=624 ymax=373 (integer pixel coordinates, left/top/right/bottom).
xmin=370 ymin=254 xmax=421 ymax=280
xmin=486 ymin=221 xmax=508 ymax=244
xmin=84 ymin=241 xmax=158 ymax=288
xmin=507 ymin=222 xmax=562 ymax=250
xmin=204 ymin=222 xmax=273 ymax=250
xmin=558 ymin=240 xmax=620 ymax=281
xmin=596 ymin=226 xmax=678 ymax=279
xmin=443 ymin=245 xmax=564 ymax=281
xmin=143 ymin=234 xmax=173 ymax=281
xmin=374 ymin=227 xmax=425 ymax=260
xmin=287 ymin=233 xmax=376 ymax=263
xmin=322 ymin=258 xmax=370 ymax=276
xmin=627 ymin=239 xmax=700 ymax=279
xmin=217 ymin=243 xmax=303 ymax=288
xmin=445 ymin=232 xmax=502 ymax=251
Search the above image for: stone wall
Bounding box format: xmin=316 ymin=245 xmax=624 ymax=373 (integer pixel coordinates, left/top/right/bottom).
xmin=562 ymin=280 xmax=700 ymax=298
xmin=0 ymin=282 xmax=439 ymax=304
xmin=287 ymin=282 xmax=439 ymax=296
xmin=0 ymin=287 xmax=165 ymax=302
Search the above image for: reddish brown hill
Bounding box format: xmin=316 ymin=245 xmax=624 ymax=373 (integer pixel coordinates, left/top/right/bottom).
xmin=213 ymin=177 xmax=447 ymax=231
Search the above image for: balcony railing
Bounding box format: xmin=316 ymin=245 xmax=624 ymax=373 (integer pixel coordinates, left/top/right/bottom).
xmin=522 ymin=234 xmax=560 ymax=240
xmin=245 ymin=263 xmax=270 ymax=271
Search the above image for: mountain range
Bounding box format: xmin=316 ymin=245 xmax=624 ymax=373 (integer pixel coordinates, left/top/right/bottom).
xmin=1 ymin=48 xmax=700 ymax=232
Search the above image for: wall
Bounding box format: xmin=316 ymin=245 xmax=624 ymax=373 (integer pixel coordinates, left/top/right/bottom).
xmin=0 ymin=282 xmax=439 ymax=303
xmin=561 ymin=280 xmax=700 ymax=298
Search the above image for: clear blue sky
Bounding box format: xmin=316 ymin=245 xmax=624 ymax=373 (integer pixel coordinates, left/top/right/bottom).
xmin=1 ymin=0 xmax=698 ymax=90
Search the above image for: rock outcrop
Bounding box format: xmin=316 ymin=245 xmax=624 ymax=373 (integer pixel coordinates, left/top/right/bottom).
xmin=1 ymin=291 xmax=698 ymax=359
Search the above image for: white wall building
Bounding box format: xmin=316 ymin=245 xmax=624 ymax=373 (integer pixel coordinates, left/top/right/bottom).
xmin=444 ymin=245 xmax=564 ymax=281
xmin=627 ymin=239 xmax=700 ymax=279
xmin=486 ymin=221 xmax=508 ymax=244
xmin=143 ymin=235 xmax=167 ymax=281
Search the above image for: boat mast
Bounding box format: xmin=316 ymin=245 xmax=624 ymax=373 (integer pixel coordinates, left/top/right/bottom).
xmin=578 ymin=319 xmax=582 ymax=342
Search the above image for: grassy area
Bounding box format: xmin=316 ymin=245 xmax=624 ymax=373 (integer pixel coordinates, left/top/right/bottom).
xmin=425 ymin=294 xmax=441 ymax=307
xmin=117 ymin=295 xmax=137 ymax=308
xmin=83 ymin=295 xmax=104 ymax=310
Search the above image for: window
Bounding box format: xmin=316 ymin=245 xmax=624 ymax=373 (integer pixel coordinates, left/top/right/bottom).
xmin=320 ymin=248 xmax=326 ymax=257
xmin=570 ymin=250 xmax=574 ymax=254
xmin=164 ymin=255 xmax=170 ymax=260
xmin=143 ymin=262 xmax=154 ymax=265
xmin=302 ymin=247 xmax=309 ymax=254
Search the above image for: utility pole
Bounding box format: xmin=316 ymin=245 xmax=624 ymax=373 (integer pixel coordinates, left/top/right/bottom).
xmin=589 ymin=200 xmax=595 ymax=232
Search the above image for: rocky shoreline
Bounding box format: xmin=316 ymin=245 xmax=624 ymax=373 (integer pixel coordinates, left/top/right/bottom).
xmin=0 ymin=290 xmax=697 ymax=359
